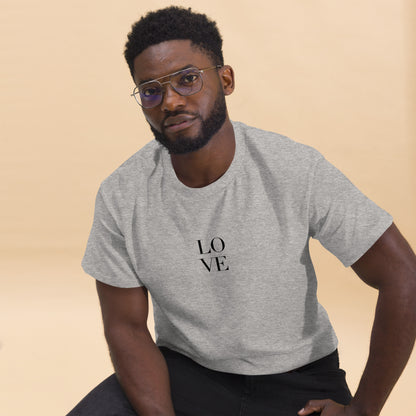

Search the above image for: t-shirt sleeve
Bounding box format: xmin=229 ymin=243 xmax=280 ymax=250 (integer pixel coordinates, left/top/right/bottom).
xmin=308 ymin=155 xmax=393 ymax=267
xmin=81 ymin=186 xmax=144 ymax=288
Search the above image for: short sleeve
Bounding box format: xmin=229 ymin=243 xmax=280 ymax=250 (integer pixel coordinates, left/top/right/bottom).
xmin=308 ymin=155 xmax=393 ymax=267
xmin=81 ymin=186 xmax=144 ymax=288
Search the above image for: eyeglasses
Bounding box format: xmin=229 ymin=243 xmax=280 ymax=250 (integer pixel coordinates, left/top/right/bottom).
xmin=131 ymin=65 xmax=222 ymax=109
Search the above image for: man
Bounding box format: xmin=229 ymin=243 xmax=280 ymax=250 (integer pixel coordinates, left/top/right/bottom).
xmin=68 ymin=6 xmax=416 ymax=416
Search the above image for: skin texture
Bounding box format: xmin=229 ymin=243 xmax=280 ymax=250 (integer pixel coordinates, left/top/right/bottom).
xmin=96 ymin=281 xmax=175 ymax=416
xmin=98 ymin=39 xmax=416 ymax=416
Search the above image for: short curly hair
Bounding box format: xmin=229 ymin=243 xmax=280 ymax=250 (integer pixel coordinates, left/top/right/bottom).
xmin=124 ymin=6 xmax=224 ymax=80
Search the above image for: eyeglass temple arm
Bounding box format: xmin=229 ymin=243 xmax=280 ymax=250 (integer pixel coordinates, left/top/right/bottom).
xmin=200 ymin=65 xmax=223 ymax=73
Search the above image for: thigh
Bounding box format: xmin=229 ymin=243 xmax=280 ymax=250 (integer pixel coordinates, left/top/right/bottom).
xmin=243 ymin=350 xmax=352 ymax=416
xmin=160 ymin=346 xmax=243 ymax=416
xmin=66 ymin=374 xmax=137 ymax=416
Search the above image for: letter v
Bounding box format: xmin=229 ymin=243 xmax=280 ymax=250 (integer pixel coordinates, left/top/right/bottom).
xmin=200 ymin=257 xmax=215 ymax=272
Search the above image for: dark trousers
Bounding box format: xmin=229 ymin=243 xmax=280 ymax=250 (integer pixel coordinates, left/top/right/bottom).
xmin=67 ymin=347 xmax=352 ymax=416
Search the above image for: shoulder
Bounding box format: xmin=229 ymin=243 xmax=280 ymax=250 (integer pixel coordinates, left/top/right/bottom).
xmin=98 ymin=139 xmax=162 ymax=204
xmin=233 ymin=121 xmax=323 ymax=175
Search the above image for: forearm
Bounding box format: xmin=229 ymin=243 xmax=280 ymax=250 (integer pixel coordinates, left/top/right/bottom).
xmin=349 ymin=285 xmax=416 ymax=416
xmin=106 ymin=326 xmax=176 ymax=416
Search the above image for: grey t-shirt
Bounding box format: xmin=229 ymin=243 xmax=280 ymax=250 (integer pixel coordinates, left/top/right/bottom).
xmin=82 ymin=121 xmax=393 ymax=375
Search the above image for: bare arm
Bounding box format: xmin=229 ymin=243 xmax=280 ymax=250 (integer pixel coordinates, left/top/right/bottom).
xmin=96 ymin=280 xmax=176 ymax=416
xmin=300 ymin=223 xmax=416 ymax=416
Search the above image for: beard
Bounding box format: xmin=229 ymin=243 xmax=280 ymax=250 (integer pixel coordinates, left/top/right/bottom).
xmin=149 ymin=91 xmax=227 ymax=155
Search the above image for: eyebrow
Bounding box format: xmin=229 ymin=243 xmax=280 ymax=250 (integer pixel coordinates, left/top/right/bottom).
xmin=138 ymin=64 xmax=196 ymax=86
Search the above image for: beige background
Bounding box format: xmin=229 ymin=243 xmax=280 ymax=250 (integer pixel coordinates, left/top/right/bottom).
xmin=1 ymin=0 xmax=415 ymax=414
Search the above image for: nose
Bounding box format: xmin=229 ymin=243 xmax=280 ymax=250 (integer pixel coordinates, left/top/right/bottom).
xmin=160 ymin=83 xmax=186 ymax=112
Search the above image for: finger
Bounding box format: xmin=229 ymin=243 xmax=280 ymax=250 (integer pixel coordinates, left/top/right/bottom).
xmin=298 ymin=399 xmax=332 ymax=415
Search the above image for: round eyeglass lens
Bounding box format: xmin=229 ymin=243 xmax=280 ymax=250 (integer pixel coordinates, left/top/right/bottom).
xmin=139 ymin=83 xmax=163 ymax=108
xmin=171 ymin=69 xmax=202 ymax=96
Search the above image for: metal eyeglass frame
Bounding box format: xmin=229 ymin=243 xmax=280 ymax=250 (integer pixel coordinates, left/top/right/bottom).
xmin=130 ymin=65 xmax=222 ymax=109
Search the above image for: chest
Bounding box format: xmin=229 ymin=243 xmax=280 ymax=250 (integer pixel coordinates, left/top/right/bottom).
xmin=127 ymin=178 xmax=309 ymax=298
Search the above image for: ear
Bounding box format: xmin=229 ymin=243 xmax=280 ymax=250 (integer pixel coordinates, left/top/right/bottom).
xmin=219 ymin=65 xmax=235 ymax=96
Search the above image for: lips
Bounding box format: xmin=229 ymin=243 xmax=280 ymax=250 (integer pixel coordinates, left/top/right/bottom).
xmin=163 ymin=114 xmax=197 ymax=133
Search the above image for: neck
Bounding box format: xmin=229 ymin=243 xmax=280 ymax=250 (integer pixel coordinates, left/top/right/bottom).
xmin=170 ymin=118 xmax=235 ymax=188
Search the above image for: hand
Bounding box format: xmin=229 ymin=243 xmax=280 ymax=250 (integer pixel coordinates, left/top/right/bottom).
xmin=298 ymin=399 xmax=361 ymax=416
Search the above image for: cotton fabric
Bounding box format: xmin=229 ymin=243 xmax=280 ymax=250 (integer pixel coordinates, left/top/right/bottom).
xmin=82 ymin=121 xmax=392 ymax=374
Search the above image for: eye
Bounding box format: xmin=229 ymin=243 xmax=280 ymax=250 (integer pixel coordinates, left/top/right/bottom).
xmin=140 ymin=84 xmax=161 ymax=97
xmin=179 ymin=73 xmax=199 ymax=85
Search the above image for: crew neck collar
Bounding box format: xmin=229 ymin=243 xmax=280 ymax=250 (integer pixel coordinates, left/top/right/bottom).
xmin=161 ymin=121 xmax=245 ymax=198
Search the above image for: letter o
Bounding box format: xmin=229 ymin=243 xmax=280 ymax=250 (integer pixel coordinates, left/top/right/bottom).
xmin=211 ymin=237 xmax=225 ymax=253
